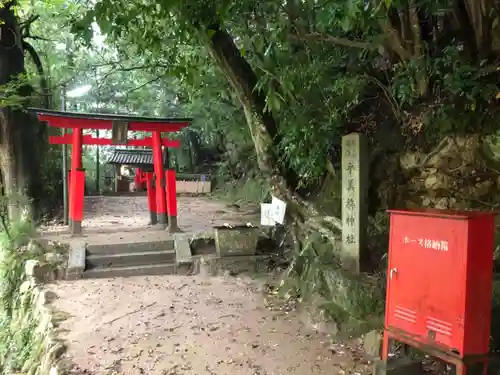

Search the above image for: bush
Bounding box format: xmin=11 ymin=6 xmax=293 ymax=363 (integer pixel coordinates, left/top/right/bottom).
xmin=280 ymin=232 xmax=386 ymax=336
xmin=176 ymin=173 xmax=212 ymax=182
xmin=213 ymin=178 xmax=270 ymax=205
xmin=0 ymin=218 xmax=44 ymax=374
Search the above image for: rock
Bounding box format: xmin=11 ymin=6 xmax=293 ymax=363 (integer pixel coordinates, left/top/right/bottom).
xmin=427 ymin=167 xmax=438 ymax=174
xmin=363 ymin=330 xmax=382 ymax=358
xmin=399 ymin=153 xmax=423 ymax=170
xmin=44 ymin=252 xmax=63 ymax=264
xmin=35 ymin=288 xmax=50 ymax=309
xmin=27 ymin=240 xmax=42 ymax=254
xmin=434 ymin=197 xmax=449 ymax=209
xmin=25 ymin=260 xmax=54 ymax=283
xmin=473 ymin=180 xmax=494 ymax=197
xmin=372 ymin=358 xmax=423 ymax=375
xmin=397 ymin=134 xmax=500 ymax=211
xmin=25 ymin=260 xmax=41 ymax=277
xmin=423 ymin=172 xmax=449 ymax=190
xmin=47 ymin=342 xmax=66 ymax=361
xmin=20 ymin=278 xmax=35 ymax=294
xmin=421 ymin=198 xmax=431 ymax=207
xmin=298 ymin=295 xmax=339 ymax=336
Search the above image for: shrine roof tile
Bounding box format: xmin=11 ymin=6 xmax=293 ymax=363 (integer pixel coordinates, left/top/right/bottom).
xmin=107 ymin=149 xmax=162 ymax=166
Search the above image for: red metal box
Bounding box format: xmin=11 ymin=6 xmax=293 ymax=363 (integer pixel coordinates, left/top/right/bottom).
xmin=385 ymin=209 xmax=496 ymax=356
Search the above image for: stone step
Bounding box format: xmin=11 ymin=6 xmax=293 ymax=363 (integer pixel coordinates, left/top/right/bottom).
xmin=82 ymin=263 xmax=177 ymax=279
xmin=86 ymin=249 xmax=176 ymax=269
xmin=86 ymin=240 xmax=175 ymax=255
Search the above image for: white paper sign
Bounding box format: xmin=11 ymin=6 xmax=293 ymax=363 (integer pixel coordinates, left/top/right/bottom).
xmin=270 ymin=196 xmax=287 ymax=225
xmin=260 ymin=203 xmax=277 ymax=226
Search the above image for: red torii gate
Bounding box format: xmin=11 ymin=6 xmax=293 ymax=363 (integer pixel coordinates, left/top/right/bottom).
xmin=30 ymin=108 xmax=192 ymax=235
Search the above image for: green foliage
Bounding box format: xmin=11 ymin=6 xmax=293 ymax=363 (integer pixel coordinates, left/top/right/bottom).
xmin=63 ymin=0 xmax=380 ymax=186
xmin=390 ymin=44 xmax=500 ymax=137
xmin=0 ymin=216 xmax=42 ymax=374
xmin=0 ymin=313 xmax=38 ymax=374
xmin=25 ymin=0 xmax=500 ymax=193
xmin=281 ymin=232 xmax=385 ymax=334
xmin=213 ymin=178 xmax=270 ymax=205
xmin=0 ymin=76 xmax=31 ymax=108
xmin=19 ymin=0 xmax=500 ymax=340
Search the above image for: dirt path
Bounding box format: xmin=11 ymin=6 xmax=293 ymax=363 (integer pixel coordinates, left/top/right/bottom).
xmin=42 ymin=195 xmax=258 ymax=235
xmin=52 ymin=275 xmax=371 ymax=375
xmin=43 ymin=195 xmax=371 ymax=374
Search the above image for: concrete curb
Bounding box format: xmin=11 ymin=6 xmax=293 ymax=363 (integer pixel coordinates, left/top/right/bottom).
xmin=66 ymin=240 xmax=86 ymax=280
xmin=174 ymin=234 xmax=193 ymax=265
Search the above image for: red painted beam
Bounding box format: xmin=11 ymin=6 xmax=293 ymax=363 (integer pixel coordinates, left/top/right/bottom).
xmin=38 ymin=115 xmax=190 ymax=132
xmin=49 ymin=134 xmax=181 ymax=148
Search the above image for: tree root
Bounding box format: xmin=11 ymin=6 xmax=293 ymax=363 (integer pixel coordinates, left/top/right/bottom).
xmin=413 ymin=136 xmax=450 ymax=169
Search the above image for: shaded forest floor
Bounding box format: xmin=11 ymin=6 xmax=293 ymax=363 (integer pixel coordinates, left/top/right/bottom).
xmin=51 ymin=275 xmax=372 ymax=375
xmin=40 ymin=193 xmax=372 ymax=375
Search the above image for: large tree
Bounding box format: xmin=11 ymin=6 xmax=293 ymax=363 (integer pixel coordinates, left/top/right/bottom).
xmin=0 ymin=0 xmax=47 ymax=220
xmin=68 ymin=0 xmax=500 ymax=248
xmin=50 ymin=0 xmax=500 ymax=332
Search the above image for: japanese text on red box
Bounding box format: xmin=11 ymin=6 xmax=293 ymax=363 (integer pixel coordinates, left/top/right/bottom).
xmin=402 ymin=236 xmax=449 ymax=251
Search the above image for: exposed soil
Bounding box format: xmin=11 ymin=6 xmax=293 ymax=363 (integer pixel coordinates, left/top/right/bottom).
xmin=43 ymin=195 xmax=371 ymax=375
xmin=51 ymin=275 xmax=371 ymax=375
xmin=41 ymin=195 xmax=258 ymax=235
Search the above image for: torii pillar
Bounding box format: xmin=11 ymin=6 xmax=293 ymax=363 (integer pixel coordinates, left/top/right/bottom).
xmin=69 ymin=128 xmax=85 ymax=235
xmin=152 ymin=131 xmax=168 ymax=226
xmin=152 ymin=131 xmax=178 ymax=232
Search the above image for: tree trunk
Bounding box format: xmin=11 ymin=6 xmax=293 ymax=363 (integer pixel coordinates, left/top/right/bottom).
xmin=206 ymin=25 xmax=342 ymax=245
xmin=0 ymin=1 xmax=44 ymax=221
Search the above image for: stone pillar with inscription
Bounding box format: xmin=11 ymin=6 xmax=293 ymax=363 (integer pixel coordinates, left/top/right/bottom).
xmin=341 ymin=133 xmax=369 ymax=274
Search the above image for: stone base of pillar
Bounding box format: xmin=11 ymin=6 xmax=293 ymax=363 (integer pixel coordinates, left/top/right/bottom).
xmin=157 ymin=213 xmax=167 ymax=226
xmin=149 ymin=210 xmax=158 ymax=225
xmin=71 ymin=220 xmax=82 ymax=236
xmin=167 ymin=216 xmax=180 ymax=233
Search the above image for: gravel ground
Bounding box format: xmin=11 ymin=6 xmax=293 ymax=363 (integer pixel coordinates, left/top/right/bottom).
xmin=51 ymin=275 xmax=371 ymax=375
xmin=42 ymin=195 xmax=258 ymax=235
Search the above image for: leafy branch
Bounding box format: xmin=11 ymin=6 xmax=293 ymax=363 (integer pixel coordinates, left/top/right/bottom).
xmin=290 ymin=32 xmax=378 ymax=50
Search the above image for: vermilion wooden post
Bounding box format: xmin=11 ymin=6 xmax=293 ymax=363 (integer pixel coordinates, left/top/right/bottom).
xmin=134 ymin=168 xmax=142 ymax=191
xmin=140 ymin=170 xmax=147 ymax=190
xmin=165 ymin=169 xmax=178 ymax=232
xmin=70 ymin=128 xmax=84 ymax=235
xmin=67 ymin=170 xmax=71 ymax=204
xmin=71 ymin=170 xmax=85 ymax=233
xmin=133 ymin=168 xmax=147 ymax=191
xmin=145 ymin=172 xmax=157 ymax=225
xmin=152 ymin=130 xmax=167 ymax=226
